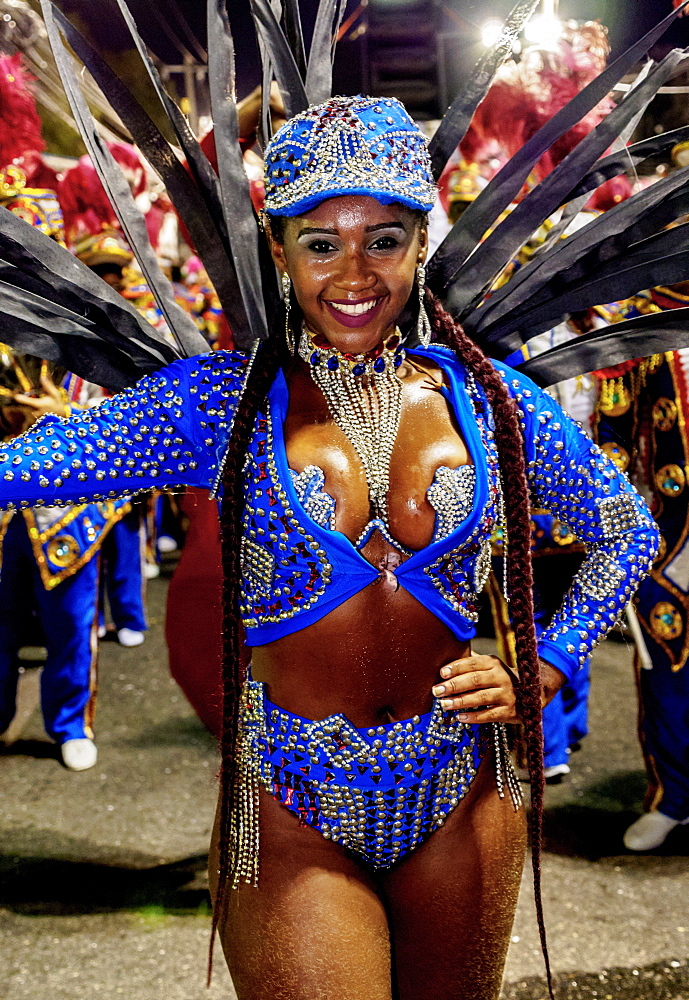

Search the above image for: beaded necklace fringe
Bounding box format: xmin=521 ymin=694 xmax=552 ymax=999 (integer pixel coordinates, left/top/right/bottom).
xmin=298 ymin=325 xmax=406 ymax=525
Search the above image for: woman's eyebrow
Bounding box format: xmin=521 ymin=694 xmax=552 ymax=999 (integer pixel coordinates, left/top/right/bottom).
xmin=365 ymin=222 xmax=406 ymax=233
xmin=297 ymin=226 xmax=338 ymax=238
xmin=296 ymin=222 xmax=407 ymax=238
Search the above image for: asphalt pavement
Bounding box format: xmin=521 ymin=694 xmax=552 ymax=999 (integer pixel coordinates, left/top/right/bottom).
xmin=0 ymin=566 xmax=687 ymax=1000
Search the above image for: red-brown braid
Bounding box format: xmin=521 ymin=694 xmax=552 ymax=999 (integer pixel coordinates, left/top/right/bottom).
xmin=426 ymin=291 xmax=554 ymax=998
xmin=209 ymin=333 xmax=284 ymax=980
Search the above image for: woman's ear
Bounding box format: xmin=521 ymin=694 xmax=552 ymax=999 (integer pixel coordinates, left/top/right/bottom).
xmin=264 ymin=218 xmax=287 ymax=273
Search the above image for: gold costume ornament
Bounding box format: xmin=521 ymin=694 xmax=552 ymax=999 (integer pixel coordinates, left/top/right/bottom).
xmin=652 ymin=397 xmax=679 ymax=432
xmin=601 ymin=440 xmax=630 ymax=472
xmin=655 ymin=463 xmax=686 ymax=497
xmin=551 ymin=520 xmax=576 ymax=546
xmin=46 ymin=534 xmax=80 ymax=570
xmin=650 ymin=601 xmax=684 ymax=641
xmin=598 ymin=377 xmax=631 ymax=417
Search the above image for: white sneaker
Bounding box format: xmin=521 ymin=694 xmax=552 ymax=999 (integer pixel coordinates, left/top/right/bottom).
xmin=544 ymin=763 xmax=570 ymax=783
xmin=117 ymin=628 xmax=145 ymax=648
xmin=623 ymin=810 xmax=689 ymax=851
xmin=157 ymin=535 xmax=178 ymax=554
xmin=61 ymin=738 xmax=98 ymax=771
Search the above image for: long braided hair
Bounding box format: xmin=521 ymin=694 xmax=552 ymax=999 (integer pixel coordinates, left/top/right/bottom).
xmin=426 ymin=291 xmax=553 ymax=996
xmin=210 ymin=283 xmax=553 ymax=996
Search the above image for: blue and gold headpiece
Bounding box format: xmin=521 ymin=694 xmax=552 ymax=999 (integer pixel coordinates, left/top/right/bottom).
xmin=263 ymin=95 xmax=436 ymax=217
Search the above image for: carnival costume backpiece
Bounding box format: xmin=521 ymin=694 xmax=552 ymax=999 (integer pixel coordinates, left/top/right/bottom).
xmin=1 ymin=3 xmax=689 ymax=996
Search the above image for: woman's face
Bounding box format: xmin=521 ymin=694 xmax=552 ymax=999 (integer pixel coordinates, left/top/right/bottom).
xmin=268 ymin=195 xmax=427 ymax=356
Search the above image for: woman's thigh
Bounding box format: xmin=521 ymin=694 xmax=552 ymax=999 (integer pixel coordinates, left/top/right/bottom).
xmin=210 ymin=788 xmax=394 ymax=1000
xmin=380 ymin=754 xmax=527 ymax=1000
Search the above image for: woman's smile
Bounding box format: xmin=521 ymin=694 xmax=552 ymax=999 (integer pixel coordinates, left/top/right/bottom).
xmin=323 ymin=294 xmax=387 ymax=329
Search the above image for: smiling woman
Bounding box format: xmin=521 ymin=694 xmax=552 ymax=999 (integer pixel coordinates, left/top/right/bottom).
xmin=0 ymin=93 xmax=660 ymax=1000
xmin=267 ymin=198 xmax=426 ymax=353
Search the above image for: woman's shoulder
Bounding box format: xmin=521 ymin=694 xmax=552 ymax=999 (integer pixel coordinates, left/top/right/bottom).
xmin=488 ymin=359 xmax=544 ymax=399
xmin=144 ymin=349 xmax=252 ymax=394
xmin=175 ymin=349 xmax=250 ymax=378
xmin=415 ymin=344 xmax=558 ymax=412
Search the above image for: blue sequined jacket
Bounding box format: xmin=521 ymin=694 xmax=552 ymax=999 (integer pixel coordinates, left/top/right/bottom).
xmin=0 ymin=346 xmax=659 ymax=680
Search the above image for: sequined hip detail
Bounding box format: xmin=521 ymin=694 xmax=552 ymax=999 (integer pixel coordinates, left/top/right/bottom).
xmin=230 ymin=679 xmax=522 ymax=886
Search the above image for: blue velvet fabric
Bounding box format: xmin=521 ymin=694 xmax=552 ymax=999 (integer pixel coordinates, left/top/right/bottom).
xmin=0 ymin=347 xmax=659 ymax=680
xmin=99 ymin=510 xmax=147 ymax=633
xmin=0 ymin=515 xmax=99 ymax=743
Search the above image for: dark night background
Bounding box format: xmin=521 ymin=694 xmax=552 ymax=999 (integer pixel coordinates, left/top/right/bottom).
xmin=38 ymin=0 xmax=688 ymax=151
xmin=56 ymin=0 xmax=688 ymax=97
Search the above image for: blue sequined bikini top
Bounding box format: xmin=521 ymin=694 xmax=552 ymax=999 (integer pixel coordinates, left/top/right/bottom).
xmin=239 ymin=352 xmax=501 ymax=644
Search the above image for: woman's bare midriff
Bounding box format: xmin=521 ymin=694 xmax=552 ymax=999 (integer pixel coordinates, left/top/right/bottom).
xmin=251 ymin=356 xmax=474 ymax=727
xmin=251 ymin=533 xmax=471 ymax=727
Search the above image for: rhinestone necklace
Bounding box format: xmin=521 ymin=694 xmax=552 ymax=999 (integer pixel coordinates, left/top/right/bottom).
xmin=298 ymin=325 xmax=406 ymax=523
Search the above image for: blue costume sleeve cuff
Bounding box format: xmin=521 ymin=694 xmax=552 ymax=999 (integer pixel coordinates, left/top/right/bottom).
xmin=536 ymin=640 xmax=578 ymax=683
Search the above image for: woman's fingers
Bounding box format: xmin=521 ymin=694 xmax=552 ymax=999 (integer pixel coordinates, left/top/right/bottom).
xmin=432 ymin=655 xmax=519 ymax=722
xmin=454 ymin=704 xmax=519 ymax=724
xmin=433 ymin=655 xmax=508 ymax=697
xmin=13 ymin=392 xmax=39 ymax=409
xmin=437 ymin=686 xmax=507 ymax=712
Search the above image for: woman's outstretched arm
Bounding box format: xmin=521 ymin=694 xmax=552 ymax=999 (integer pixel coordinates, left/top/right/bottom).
xmin=0 ymin=351 xmax=250 ymax=510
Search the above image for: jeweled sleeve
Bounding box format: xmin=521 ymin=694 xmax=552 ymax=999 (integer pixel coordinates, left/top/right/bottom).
xmin=0 ymin=351 xmax=249 ymax=511
xmin=496 ymin=363 xmax=660 ymax=682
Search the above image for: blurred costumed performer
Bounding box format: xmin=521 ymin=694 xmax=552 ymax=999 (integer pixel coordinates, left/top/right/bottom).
xmin=594 ymin=198 xmax=689 ymax=848
xmin=0 ymin=54 xmax=132 ymax=770
xmin=60 ymin=157 xmax=153 ymax=647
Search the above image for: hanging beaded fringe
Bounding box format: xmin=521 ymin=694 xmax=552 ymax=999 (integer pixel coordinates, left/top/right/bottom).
xmin=229 ymin=697 xmax=262 ymax=889
xmin=492 ymin=722 xmax=523 ymax=811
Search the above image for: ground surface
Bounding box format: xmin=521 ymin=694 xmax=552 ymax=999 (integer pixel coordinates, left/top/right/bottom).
xmin=1 ymin=568 xmax=687 ymax=1000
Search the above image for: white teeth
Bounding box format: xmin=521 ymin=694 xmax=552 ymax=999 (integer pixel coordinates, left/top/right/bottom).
xmin=329 ymin=299 xmax=378 ymax=315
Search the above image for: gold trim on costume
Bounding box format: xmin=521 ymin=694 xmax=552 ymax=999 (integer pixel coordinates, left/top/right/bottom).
xmin=22 ymin=503 xmax=131 ymax=589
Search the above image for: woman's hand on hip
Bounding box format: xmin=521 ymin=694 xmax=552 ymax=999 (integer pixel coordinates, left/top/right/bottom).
xmin=432 ymin=654 xmax=519 ymax=724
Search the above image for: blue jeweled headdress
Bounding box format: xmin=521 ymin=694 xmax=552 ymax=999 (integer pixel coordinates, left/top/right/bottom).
xmin=263 ymin=95 xmax=436 ymax=217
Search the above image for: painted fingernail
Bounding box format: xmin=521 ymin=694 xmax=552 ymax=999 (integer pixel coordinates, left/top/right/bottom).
xmin=440 ymin=666 xmax=451 ymax=678
xmin=440 ymin=698 xmax=453 ymax=709
xmin=457 ymin=714 xmax=469 ymax=722
xmin=433 ymin=685 xmax=445 ymax=696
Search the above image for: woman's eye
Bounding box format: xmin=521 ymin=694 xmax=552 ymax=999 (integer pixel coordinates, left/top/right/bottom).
xmin=369 ymin=235 xmax=400 ymax=251
xmin=306 ymin=239 xmax=337 ymax=254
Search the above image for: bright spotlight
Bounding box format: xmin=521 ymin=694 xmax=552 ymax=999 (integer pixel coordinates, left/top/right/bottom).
xmin=524 ymin=14 xmax=562 ymax=46
xmin=481 ymin=18 xmax=504 ymax=48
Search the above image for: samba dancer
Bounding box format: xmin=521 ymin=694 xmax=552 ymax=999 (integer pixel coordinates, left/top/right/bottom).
xmin=0 ymin=96 xmax=659 ymax=998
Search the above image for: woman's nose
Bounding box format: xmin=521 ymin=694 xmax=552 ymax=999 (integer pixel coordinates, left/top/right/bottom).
xmin=333 ymin=250 xmax=376 ymax=290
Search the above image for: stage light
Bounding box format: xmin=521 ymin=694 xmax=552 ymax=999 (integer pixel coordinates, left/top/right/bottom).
xmin=481 ymin=18 xmax=504 ymax=48
xmin=524 ymin=13 xmax=562 ymax=46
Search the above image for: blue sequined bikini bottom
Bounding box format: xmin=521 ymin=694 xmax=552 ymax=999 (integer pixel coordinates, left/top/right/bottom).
xmin=235 ymin=677 xmax=522 ymax=873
